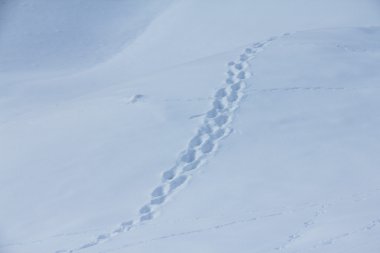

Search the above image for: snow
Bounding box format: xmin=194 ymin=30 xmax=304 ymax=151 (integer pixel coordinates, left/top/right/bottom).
xmin=0 ymin=0 xmax=172 ymax=72
xmin=1 ymin=1 xmax=380 ymax=253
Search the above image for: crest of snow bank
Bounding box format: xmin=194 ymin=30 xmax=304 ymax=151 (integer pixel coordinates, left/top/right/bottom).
xmin=0 ymin=0 xmax=173 ymax=72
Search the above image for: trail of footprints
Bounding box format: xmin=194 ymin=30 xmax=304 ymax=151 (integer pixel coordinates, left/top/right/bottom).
xmin=58 ymin=36 xmax=283 ymax=253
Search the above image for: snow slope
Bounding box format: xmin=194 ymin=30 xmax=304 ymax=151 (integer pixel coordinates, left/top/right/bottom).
xmin=0 ymin=0 xmax=172 ymax=72
xmin=0 ymin=1 xmax=380 ymax=253
xmin=54 ymin=27 xmax=380 ymax=253
xmin=98 ymin=27 xmax=380 ymax=253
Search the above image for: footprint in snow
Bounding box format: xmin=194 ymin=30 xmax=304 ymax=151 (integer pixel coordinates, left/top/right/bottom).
xmin=140 ymin=212 xmax=154 ymax=222
xmin=162 ymin=168 xmax=176 ymax=181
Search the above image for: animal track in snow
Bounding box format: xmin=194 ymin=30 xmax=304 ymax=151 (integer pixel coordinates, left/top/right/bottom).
xmin=6 ymin=188 xmax=379 ymax=251
xmin=310 ymin=218 xmax=380 ymax=250
xmin=56 ymin=34 xmax=285 ymax=253
xmin=247 ymin=86 xmax=350 ymax=94
xmin=275 ymin=204 xmax=328 ymax=251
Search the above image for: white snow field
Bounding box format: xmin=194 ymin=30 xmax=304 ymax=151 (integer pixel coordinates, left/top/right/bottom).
xmin=1 ymin=1 xmax=380 ymax=253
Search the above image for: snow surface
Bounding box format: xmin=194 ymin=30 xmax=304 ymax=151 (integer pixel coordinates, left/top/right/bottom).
xmin=0 ymin=1 xmax=380 ymax=253
xmin=0 ymin=0 xmax=172 ymax=72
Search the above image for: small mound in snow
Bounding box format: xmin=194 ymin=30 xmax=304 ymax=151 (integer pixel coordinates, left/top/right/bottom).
xmin=128 ymin=94 xmax=145 ymax=104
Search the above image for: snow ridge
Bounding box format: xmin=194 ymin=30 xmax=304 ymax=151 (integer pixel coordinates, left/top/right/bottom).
xmin=57 ymin=34 xmax=288 ymax=253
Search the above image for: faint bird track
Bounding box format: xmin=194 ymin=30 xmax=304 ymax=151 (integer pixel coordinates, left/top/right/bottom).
xmin=310 ymin=218 xmax=380 ymax=250
xmin=275 ymin=204 xmax=328 ymax=251
xmin=56 ymin=33 xmax=290 ymax=253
